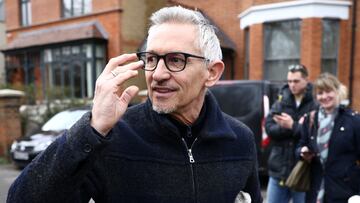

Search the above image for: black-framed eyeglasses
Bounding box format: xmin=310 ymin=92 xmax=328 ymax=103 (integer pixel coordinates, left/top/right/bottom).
xmin=136 ymin=52 xmax=209 ymax=72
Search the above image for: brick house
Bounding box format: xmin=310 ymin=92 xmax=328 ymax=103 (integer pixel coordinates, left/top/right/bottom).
xmin=1 ymin=0 xmax=236 ymax=104
xmin=2 ymin=0 xmax=360 ymax=110
xmin=171 ymin=0 xmax=360 ymax=110
xmin=2 ymin=0 xmax=167 ymax=103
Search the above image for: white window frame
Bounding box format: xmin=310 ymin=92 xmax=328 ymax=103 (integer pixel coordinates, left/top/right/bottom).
xmin=238 ymin=0 xmax=351 ymax=29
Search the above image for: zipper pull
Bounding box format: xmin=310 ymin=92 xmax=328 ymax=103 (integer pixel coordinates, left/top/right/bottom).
xmin=188 ymin=149 xmax=195 ymax=163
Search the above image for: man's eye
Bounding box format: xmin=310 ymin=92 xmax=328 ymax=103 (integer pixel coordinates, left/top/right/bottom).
xmin=169 ymin=57 xmax=180 ymax=62
xmin=146 ymin=56 xmax=156 ymax=63
xmin=168 ymin=56 xmax=185 ymax=63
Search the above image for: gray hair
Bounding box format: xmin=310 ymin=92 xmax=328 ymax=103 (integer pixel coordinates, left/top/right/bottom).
xmin=148 ymin=6 xmax=222 ymax=62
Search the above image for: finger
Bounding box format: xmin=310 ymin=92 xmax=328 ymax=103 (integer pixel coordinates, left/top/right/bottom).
xmin=119 ymin=86 xmax=139 ymax=106
xmin=112 ymin=60 xmax=144 ymax=76
xmin=113 ymin=69 xmax=139 ymax=86
xmin=103 ymin=54 xmax=138 ymax=74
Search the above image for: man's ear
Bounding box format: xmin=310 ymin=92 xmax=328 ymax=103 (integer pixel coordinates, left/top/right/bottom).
xmin=205 ymin=60 xmax=225 ymax=87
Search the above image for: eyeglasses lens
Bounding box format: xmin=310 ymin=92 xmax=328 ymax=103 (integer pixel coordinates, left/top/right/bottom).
xmin=165 ymin=53 xmax=186 ymax=71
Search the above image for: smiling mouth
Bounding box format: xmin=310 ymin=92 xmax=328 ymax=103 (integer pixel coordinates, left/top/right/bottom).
xmin=152 ymin=86 xmax=177 ymax=98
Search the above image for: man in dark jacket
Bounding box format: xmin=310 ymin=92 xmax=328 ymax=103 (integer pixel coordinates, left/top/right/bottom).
xmin=7 ymin=6 xmax=262 ymax=203
xmin=265 ymin=65 xmax=317 ymax=203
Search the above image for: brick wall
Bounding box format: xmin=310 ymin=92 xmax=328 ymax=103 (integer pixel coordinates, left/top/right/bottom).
xmin=4 ymin=0 xmax=21 ymax=31
xmin=4 ymin=0 xmax=360 ymax=110
xmin=170 ymin=0 xmax=244 ymax=78
xmin=338 ymin=20 xmax=352 ymax=90
xmin=31 ymin=0 xmax=62 ymax=24
xmin=249 ymin=24 xmax=263 ymax=80
xmin=351 ymin=0 xmax=360 ymax=111
xmin=0 ymin=90 xmax=24 ymax=158
xmin=301 ymin=18 xmax=322 ymax=81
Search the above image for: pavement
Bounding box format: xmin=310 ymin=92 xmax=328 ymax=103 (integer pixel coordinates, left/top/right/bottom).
xmin=0 ymin=164 xmax=21 ymax=203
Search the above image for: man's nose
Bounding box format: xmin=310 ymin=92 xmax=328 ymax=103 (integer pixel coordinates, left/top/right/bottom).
xmin=152 ymin=58 xmax=170 ymax=80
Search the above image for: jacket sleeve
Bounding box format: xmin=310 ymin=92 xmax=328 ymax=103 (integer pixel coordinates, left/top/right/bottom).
xmin=265 ymin=102 xmax=294 ymax=141
xmin=7 ymin=112 xmax=109 ymax=203
xmin=295 ymin=113 xmax=312 ymax=159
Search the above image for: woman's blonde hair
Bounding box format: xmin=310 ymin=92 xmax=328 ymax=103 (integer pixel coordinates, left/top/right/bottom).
xmin=313 ymin=73 xmax=348 ymax=104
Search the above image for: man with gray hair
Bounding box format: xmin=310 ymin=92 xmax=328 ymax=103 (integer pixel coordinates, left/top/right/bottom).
xmin=8 ymin=6 xmax=261 ymax=203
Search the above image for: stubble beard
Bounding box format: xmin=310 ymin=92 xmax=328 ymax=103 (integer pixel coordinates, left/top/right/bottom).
xmin=152 ymin=103 xmax=177 ymax=114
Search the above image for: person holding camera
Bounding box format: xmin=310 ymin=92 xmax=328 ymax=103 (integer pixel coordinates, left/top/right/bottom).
xmin=265 ymin=64 xmax=317 ymax=203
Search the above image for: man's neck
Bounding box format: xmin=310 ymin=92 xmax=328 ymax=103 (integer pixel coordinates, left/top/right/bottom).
xmin=294 ymin=94 xmax=304 ymax=102
xmin=170 ymin=93 xmax=206 ymax=126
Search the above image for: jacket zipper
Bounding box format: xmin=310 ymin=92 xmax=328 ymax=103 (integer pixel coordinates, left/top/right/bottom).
xmin=181 ymin=130 xmax=198 ymax=203
xmin=182 ymin=137 xmax=197 ymax=163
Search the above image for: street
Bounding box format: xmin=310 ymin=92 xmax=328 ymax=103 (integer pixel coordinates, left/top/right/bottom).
xmin=0 ymin=164 xmax=21 ymax=203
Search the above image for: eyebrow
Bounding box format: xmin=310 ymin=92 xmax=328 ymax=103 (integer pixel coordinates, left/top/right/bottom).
xmin=287 ymin=79 xmax=301 ymax=82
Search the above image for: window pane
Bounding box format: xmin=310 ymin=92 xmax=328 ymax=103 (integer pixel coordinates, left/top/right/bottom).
xmin=264 ymin=20 xmax=301 ymax=80
xmin=265 ymin=21 xmax=300 ymax=59
xmin=28 ymin=1 xmax=32 ymax=24
xmin=264 ymin=59 xmax=300 ymax=81
xmin=43 ymin=43 xmax=105 ymax=99
xmin=0 ymin=0 xmax=5 ymax=21
xmin=62 ymin=46 xmax=71 ymax=55
xmin=43 ymin=49 xmax=50 ymax=62
xmin=84 ymin=44 xmax=92 ymax=58
xmin=244 ymin=28 xmax=249 ymax=79
xmin=86 ymin=62 xmax=93 ymax=97
xmin=321 ymin=19 xmax=339 ymax=75
xmin=96 ymin=60 xmax=104 ymax=76
xmin=322 ymin=59 xmax=337 ymax=75
xmin=53 ymin=49 xmax=61 ymax=61
xmin=95 ymin=45 xmax=105 ymax=57
xmin=21 ymin=3 xmax=27 ymax=25
xmin=62 ymin=0 xmax=72 ymax=18
xmin=73 ymin=0 xmax=83 ymax=16
xmin=63 ymin=64 xmax=71 ymax=97
xmin=83 ymin=0 xmax=92 ymax=14
xmin=73 ymin=63 xmax=84 ymax=97
xmin=72 ymin=46 xmax=80 ymax=54
xmin=21 ymin=0 xmax=31 ymax=26
xmin=53 ymin=65 xmax=62 ymax=88
xmin=63 ymin=0 xmax=91 ymax=17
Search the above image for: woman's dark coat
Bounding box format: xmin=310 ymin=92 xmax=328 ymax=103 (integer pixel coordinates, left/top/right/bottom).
xmin=298 ymin=107 xmax=360 ymax=203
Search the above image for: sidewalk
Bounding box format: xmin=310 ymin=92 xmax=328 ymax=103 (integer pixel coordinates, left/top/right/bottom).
xmin=0 ymin=164 xmax=21 ymax=202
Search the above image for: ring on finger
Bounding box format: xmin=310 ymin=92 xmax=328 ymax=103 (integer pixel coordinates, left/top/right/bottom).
xmin=110 ymin=70 xmax=118 ymax=77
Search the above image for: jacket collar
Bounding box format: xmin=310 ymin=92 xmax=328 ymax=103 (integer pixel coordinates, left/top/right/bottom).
xmin=145 ymin=91 xmax=237 ymax=141
xmin=281 ymin=83 xmax=313 ymax=106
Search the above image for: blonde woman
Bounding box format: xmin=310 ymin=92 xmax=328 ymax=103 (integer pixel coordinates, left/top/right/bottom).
xmin=298 ymin=73 xmax=360 ymax=203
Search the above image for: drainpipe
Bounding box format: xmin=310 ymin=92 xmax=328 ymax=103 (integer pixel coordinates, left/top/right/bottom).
xmin=349 ymin=0 xmax=357 ymax=106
